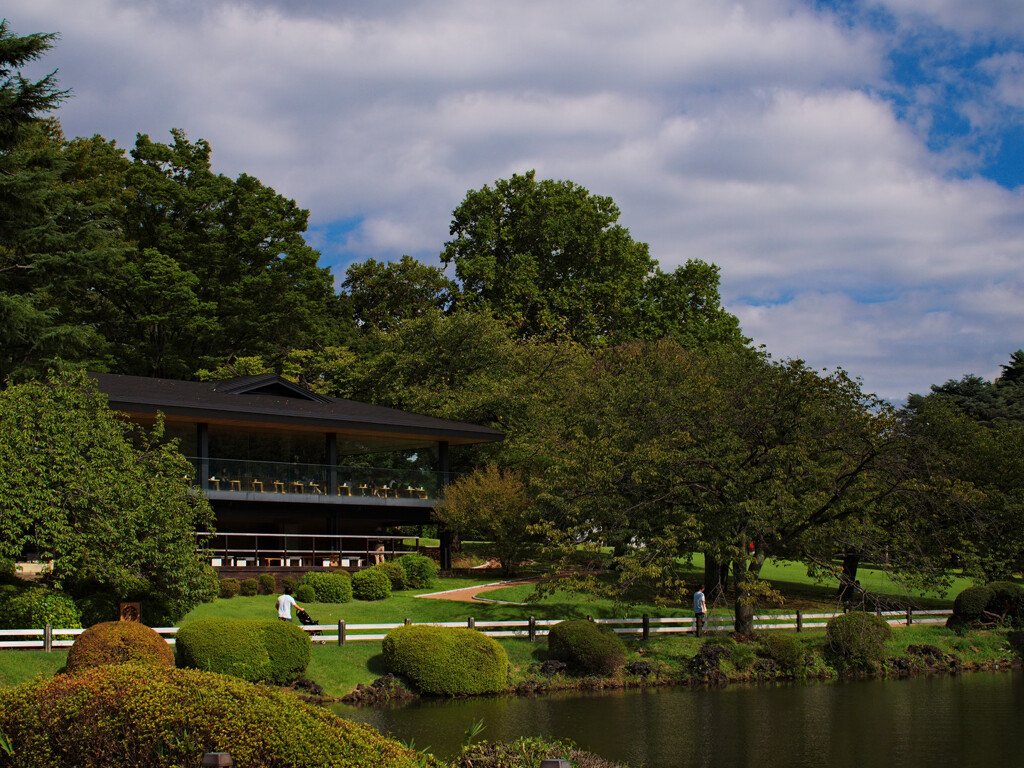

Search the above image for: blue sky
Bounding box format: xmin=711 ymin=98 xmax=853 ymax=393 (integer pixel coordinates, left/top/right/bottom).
xmin=7 ymin=0 xmax=1024 ymax=402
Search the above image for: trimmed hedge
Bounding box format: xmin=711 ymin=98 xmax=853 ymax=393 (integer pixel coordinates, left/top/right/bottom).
xmin=258 ymin=573 xmax=277 ymax=594
xmin=383 ymin=625 xmax=508 ymax=695
xmin=760 ymin=633 xmax=805 ymax=673
xmin=303 ymin=571 xmax=353 ymax=603
xmin=987 ymin=581 xmax=1024 ymax=624
xmin=352 ymin=568 xmax=391 ymax=601
xmin=953 ymin=586 xmax=994 ymax=621
xmin=547 ymin=619 xmax=627 ymax=675
xmin=218 ymin=578 xmax=240 ymax=599
xmin=397 ymin=553 xmax=439 ymax=589
xmin=372 ymin=561 xmax=407 ymax=591
xmin=240 ymin=578 xmax=259 ymax=597
xmin=175 ymin=617 xmax=311 ymax=684
xmin=296 ymin=584 xmax=316 ymax=603
xmin=1 ymin=587 xmax=81 ymax=636
xmin=951 ymin=582 xmax=1024 ymax=628
xmin=825 ymin=611 xmax=891 ymax=668
xmin=0 ymin=664 xmax=441 ymax=768
xmin=65 ymin=621 xmax=174 ymax=673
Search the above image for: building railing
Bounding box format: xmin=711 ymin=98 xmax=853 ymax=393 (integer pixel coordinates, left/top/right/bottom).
xmin=186 ymin=457 xmax=443 ymax=500
xmin=197 ymin=532 xmax=418 ymax=569
xmin=6 ymin=609 xmax=954 ymax=651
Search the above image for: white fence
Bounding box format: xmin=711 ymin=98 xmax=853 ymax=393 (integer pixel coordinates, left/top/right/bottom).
xmin=0 ymin=608 xmax=953 ymax=651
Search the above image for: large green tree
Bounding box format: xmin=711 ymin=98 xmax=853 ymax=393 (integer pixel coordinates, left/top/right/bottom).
xmin=0 ymin=370 xmax=217 ymax=623
xmin=343 ymin=255 xmax=458 ymax=333
xmin=442 ymin=171 xmax=744 ymax=349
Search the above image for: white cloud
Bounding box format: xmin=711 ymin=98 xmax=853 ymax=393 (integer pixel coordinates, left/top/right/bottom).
xmin=6 ymin=0 xmax=1024 ymax=400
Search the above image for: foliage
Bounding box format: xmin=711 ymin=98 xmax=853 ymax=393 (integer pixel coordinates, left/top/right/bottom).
xmin=258 ymin=573 xmax=277 ymax=595
xmin=239 ymin=578 xmax=258 ymax=597
xmin=218 ymin=578 xmax=240 ymax=599
xmin=442 ymin=170 xmax=743 ymax=349
xmin=455 ymin=736 xmax=625 ymax=768
xmin=0 ymin=371 xmax=216 ymax=625
xmin=547 ymin=619 xmax=627 ymax=675
xmin=303 ymin=570 xmax=353 ymax=603
xmin=343 ymin=255 xmax=457 ymax=333
xmin=382 ymin=625 xmax=508 ymax=696
xmin=370 ymin=561 xmax=407 ymax=591
xmin=397 ymin=554 xmax=440 ymax=589
xmin=175 ymin=617 xmax=311 ymax=685
xmin=74 ymin=592 xmax=119 ymax=627
xmin=953 ymin=586 xmax=995 ymax=621
xmin=987 ymin=581 xmax=1024 ymax=624
xmin=282 ymin=575 xmax=298 ymax=593
xmin=436 ymin=465 xmax=538 ymax=578
xmin=1 ymin=586 xmax=80 ymax=632
xmin=0 ymin=664 xmax=441 ymax=768
xmin=296 ymin=584 xmax=316 ymax=603
xmin=825 ymin=612 xmax=892 ymax=668
xmin=760 ymin=633 xmax=805 ymax=674
xmin=65 ymin=621 xmax=173 ymax=673
xmin=352 ymin=568 xmax=392 ymax=601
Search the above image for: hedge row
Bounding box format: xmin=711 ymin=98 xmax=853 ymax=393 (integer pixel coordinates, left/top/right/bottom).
xmin=175 ymin=617 xmax=311 ymax=684
xmin=383 ymin=625 xmax=508 ymax=695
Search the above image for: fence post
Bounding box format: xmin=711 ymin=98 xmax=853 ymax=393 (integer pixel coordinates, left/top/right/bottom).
xmin=43 ymin=623 xmax=52 ymax=653
xmin=642 ymin=613 xmax=650 ymax=642
xmin=528 ymin=616 xmax=537 ymax=643
xmin=338 ymin=620 xmax=346 ymax=646
xmin=906 ymin=607 xmax=913 ymax=626
xmin=586 ymin=614 xmax=593 ymax=622
xmin=696 ymin=615 xmax=703 ymax=638
xmin=404 ymin=618 xmax=411 ymax=626
xmin=796 ymin=609 xmax=802 ymax=633
xmin=468 ymin=617 xmax=475 ymax=630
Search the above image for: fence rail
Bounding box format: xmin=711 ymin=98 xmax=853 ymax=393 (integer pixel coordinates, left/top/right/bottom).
xmin=1 ymin=608 xmax=954 ymax=651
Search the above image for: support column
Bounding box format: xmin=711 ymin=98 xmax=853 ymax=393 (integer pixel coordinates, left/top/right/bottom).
xmin=438 ymin=441 xmax=452 ymax=571
xmin=198 ymin=423 xmax=210 ymax=490
xmin=326 ymin=433 xmax=338 ymax=496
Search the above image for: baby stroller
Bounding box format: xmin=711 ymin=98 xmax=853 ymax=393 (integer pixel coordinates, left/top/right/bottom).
xmin=296 ymin=607 xmax=323 ymax=641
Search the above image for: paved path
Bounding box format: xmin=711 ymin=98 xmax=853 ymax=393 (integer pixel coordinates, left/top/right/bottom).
xmin=416 ymin=577 xmax=542 ymax=603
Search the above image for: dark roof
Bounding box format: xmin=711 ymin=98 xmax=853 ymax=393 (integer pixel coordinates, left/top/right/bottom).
xmin=90 ymin=373 xmax=504 ymax=446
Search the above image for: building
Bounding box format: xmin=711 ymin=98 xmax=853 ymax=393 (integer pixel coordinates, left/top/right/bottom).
xmin=91 ymin=372 xmax=503 ymax=570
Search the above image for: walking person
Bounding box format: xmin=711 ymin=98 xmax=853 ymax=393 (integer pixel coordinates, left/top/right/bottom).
xmin=693 ymin=583 xmax=707 ymax=636
xmin=276 ymin=585 xmax=303 ymax=622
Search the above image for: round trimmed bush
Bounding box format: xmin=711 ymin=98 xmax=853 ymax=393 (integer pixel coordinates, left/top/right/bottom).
xmin=987 ymin=581 xmax=1024 ymax=625
xmin=547 ymin=619 xmax=627 ymax=675
xmin=0 ymin=664 xmax=440 ymax=768
xmin=352 ymin=568 xmax=392 ymax=601
xmin=397 ymin=553 xmax=439 ymax=589
xmin=303 ymin=571 xmax=353 ymax=603
xmin=295 ymin=584 xmax=316 ymax=603
xmin=240 ymin=578 xmax=259 ymax=597
xmin=372 ymin=561 xmax=407 ymax=591
xmin=65 ymin=621 xmax=174 ymax=673
xmin=826 ymin=611 xmax=891 ymax=667
xmin=383 ymin=625 xmax=508 ymax=695
xmin=259 ymin=573 xmax=277 ymax=594
xmin=281 ymin=575 xmax=298 ymax=593
xmin=761 ymin=633 xmax=805 ymax=673
xmin=218 ymin=578 xmax=240 ymax=599
xmin=176 ymin=617 xmax=311 ymax=684
xmin=953 ymin=586 xmax=995 ymax=621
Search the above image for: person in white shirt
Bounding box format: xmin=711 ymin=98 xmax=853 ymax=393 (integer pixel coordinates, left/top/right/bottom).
xmin=693 ymin=584 xmax=706 ymax=634
xmin=276 ymin=586 xmax=303 ymax=622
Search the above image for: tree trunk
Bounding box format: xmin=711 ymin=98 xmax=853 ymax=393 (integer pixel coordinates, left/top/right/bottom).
xmin=704 ymin=554 xmax=729 ymax=601
xmin=837 ymin=552 xmax=859 ymax=602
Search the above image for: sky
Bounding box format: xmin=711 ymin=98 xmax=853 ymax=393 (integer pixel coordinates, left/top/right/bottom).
xmin=7 ymin=0 xmax=1024 ymax=403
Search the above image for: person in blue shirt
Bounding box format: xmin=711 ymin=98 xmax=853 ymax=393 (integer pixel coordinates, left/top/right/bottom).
xmin=693 ymin=584 xmax=706 ymax=634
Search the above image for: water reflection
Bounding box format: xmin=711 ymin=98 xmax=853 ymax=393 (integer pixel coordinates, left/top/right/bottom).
xmin=337 ymin=672 xmax=1022 ymax=768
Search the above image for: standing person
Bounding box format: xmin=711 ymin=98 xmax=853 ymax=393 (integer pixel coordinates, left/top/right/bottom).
xmin=276 ymin=585 xmax=303 ymax=622
xmin=693 ymin=583 xmax=707 ymax=636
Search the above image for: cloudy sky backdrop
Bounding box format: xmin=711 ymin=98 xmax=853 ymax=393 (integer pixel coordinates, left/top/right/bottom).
xmin=8 ymin=0 xmax=1024 ymax=402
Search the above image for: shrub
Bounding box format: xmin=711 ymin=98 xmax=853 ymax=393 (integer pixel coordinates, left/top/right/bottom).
xmin=953 ymin=586 xmax=994 ymax=621
xmin=303 ymin=571 xmax=353 ymax=603
xmin=457 ymin=736 xmax=620 ymax=768
xmin=547 ymin=620 xmax=627 ymax=675
xmin=282 ymin=575 xmax=298 ymax=593
xmin=3 ymin=587 xmax=82 ymax=635
xmin=219 ymin=578 xmax=240 ymax=599
xmin=761 ymin=633 xmax=805 ymax=673
xmin=0 ymin=664 xmax=441 ymax=768
xmin=987 ymin=581 xmax=1024 ymax=625
xmin=826 ymin=611 xmax=891 ymax=668
xmin=1008 ymin=630 xmax=1024 ymax=658
xmin=74 ymin=592 xmax=120 ymax=627
xmin=397 ymin=553 xmax=439 ymax=589
xmin=295 ymin=584 xmax=316 ymax=603
xmin=259 ymin=573 xmax=277 ymax=594
xmin=372 ymin=561 xmax=407 ymax=591
xmin=383 ymin=625 xmax=508 ymax=695
xmin=352 ymin=568 xmax=392 ymax=601
xmin=729 ymin=643 xmax=757 ymax=671
xmin=176 ymin=617 xmax=311 ymax=684
xmin=65 ymin=621 xmax=174 ymax=673
xmin=240 ymin=578 xmax=259 ymax=597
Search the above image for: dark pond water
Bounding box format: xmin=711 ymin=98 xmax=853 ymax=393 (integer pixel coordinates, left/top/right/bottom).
xmin=336 ymin=672 xmax=1023 ymax=768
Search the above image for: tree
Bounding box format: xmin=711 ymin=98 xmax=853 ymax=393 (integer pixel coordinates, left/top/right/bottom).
xmin=435 ymin=465 xmax=538 ymax=577
xmin=343 ymin=255 xmax=458 ymax=333
xmin=908 ymin=350 xmax=1024 ymax=424
xmin=0 ymin=370 xmax=217 ymax=623
xmin=442 ymin=170 xmax=744 ymax=348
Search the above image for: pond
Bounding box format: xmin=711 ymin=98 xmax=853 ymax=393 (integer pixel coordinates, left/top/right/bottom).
xmin=337 ymin=671 xmax=1023 ymax=767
